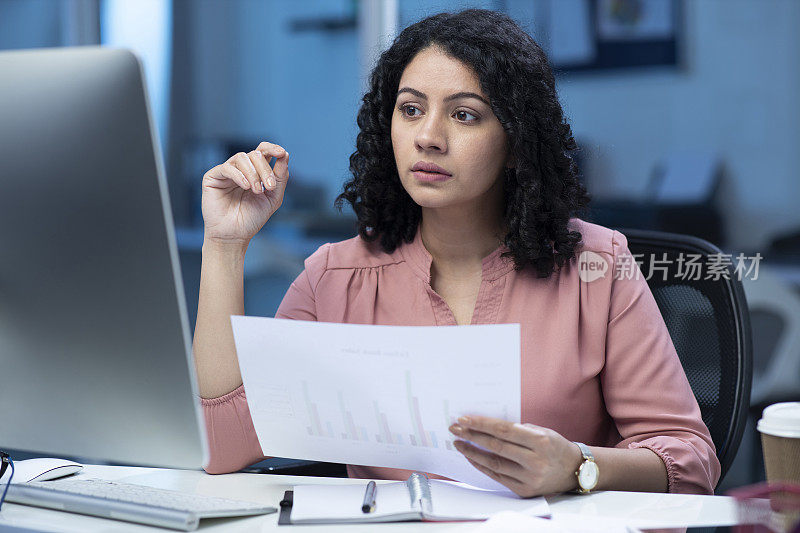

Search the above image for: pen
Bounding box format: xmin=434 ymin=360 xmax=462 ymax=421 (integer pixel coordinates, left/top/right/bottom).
xmin=361 ymin=480 xmax=377 ymax=513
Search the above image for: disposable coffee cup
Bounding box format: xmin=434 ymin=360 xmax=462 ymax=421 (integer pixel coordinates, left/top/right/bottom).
xmin=757 ymin=402 xmax=800 ymax=485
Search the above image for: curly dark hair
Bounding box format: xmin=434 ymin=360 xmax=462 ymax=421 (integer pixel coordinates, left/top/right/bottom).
xmin=334 ymin=8 xmax=590 ymax=277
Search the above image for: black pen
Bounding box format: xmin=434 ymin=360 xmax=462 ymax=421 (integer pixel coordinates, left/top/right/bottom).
xmin=361 ymin=480 xmax=377 ymax=513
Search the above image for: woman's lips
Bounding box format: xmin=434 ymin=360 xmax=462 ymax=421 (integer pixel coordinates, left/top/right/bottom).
xmin=413 ymin=170 xmax=452 ymax=182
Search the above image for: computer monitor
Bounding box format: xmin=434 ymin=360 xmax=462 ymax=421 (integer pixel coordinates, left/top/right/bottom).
xmin=0 ymin=47 xmax=208 ymax=469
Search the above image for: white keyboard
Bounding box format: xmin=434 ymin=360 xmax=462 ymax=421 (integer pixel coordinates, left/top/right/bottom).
xmin=6 ymin=477 xmax=276 ymax=531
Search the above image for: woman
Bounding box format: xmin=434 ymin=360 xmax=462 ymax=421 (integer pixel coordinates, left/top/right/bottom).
xmin=193 ymin=9 xmax=720 ymax=496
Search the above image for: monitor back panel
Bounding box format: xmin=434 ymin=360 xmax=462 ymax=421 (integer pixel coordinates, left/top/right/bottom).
xmin=0 ymin=47 xmax=206 ymax=469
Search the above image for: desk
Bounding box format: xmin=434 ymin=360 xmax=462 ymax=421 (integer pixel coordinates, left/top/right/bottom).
xmin=0 ymin=465 xmax=744 ymax=532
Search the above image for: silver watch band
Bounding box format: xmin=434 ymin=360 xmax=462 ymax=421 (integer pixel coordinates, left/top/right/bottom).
xmin=573 ymin=442 xmax=598 ymax=494
xmin=574 ymin=441 xmax=594 ymax=461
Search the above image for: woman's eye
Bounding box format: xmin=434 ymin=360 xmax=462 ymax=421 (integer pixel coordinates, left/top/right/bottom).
xmin=400 ymin=104 xmax=421 ymax=117
xmin=399 ymin=105 xmax=477 ymax=123
xmin=454 ymin=110 xmax=478 ymax=122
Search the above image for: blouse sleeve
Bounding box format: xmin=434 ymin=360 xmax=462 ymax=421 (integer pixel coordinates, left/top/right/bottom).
xmin=200 ymin=244 xmax=329 ymax=474
xmin=601 ymin=231 xmax=721 ymax=494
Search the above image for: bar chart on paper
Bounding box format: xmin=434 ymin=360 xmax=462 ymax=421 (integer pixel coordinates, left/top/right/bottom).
xmin=301 ymin=371 xmax=477 ymax=451
xmin=232 ymin=317 xmax=521 ymax=488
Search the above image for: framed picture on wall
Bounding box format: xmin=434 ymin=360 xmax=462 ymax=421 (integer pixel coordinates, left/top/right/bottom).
xmin=539 ymin=0 xmax=682 ymax=72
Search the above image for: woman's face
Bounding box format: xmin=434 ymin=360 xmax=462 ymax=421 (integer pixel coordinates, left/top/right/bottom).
xmin=391 ymin=46 xmax=511 ymax=211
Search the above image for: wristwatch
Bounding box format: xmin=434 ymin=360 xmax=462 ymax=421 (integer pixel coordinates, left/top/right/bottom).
xmin=573 ymin=442 xmax=599 ymax=493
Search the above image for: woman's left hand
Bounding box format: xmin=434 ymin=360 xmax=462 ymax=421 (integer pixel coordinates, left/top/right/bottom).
xmin=449 ymin=415 xmax=583 ymax=497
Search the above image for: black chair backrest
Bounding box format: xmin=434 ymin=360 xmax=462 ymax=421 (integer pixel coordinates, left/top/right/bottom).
xmin=620 ymin=229 xmax=752 ymax=485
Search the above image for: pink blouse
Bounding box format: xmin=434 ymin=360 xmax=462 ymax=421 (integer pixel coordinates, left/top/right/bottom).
xmin=200 ymin=218 xmax=720 ymax=494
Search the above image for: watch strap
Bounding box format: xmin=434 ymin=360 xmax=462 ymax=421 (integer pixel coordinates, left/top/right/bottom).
xmin=575 ymin=441 xmax=594 ymax=461
xmin=573 ymin=442 xmax=597 ymax=494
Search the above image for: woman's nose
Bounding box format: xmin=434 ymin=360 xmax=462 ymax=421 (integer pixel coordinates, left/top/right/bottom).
xmin=414 ymin=114 xmax=447 ymax=152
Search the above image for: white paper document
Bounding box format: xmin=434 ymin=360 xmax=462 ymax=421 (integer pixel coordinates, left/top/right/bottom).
xmin=231 ymin=317 xmax=521 ymax=489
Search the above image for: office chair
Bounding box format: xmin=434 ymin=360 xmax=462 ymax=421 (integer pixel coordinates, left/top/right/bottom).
xmin=621 ymin=228 xmax=753 ymax=486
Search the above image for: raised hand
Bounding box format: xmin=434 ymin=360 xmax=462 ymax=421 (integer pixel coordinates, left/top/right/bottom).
xmin=201 ymin=141 xmax=290 ymax=246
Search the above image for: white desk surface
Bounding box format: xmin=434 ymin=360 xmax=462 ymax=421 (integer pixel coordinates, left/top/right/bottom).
xmin=0 ymin=464 xmax=743 ymax=532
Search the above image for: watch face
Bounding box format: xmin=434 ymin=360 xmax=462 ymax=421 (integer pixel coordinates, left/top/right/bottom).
xmin=578 ymin=461 xmax=599 ymax=490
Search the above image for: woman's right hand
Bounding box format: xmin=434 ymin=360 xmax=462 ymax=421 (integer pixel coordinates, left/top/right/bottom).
xmin=201 ymin=141 xmax=290 ymax=246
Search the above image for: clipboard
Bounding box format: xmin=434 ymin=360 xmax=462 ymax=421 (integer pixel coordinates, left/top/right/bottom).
xmin=277 ymin=473 xmax=548 ymax=525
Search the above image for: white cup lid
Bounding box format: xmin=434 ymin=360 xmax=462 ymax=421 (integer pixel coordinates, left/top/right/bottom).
xmin=757 ymin=402 xmax=800 ymax=438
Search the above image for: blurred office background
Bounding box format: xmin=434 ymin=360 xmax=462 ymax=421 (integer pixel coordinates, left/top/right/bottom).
xmin=2 ymin=0 xmax=799 ymax=492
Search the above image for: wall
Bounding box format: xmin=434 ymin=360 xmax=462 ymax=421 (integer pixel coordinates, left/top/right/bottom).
xmin=169 ymin=0 xmax=800 ymax=249
xmin=557 ymin=0 xmax=800 ymax=250
xmin=0 ymin=0 xmax=66 ymax=49
xmin=172 ymin=0 xmax=361 ymax=212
